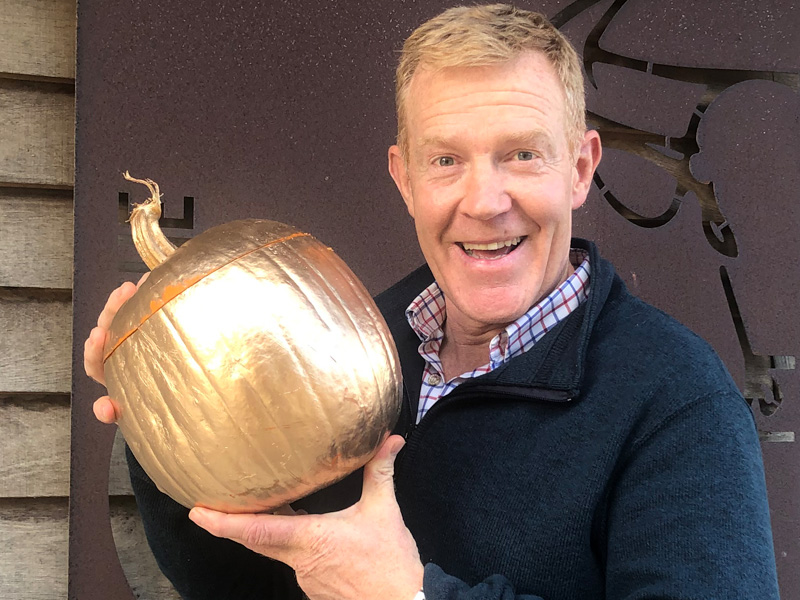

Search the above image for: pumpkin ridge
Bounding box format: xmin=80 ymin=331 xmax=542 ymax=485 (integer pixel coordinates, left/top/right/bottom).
xmin=217 ymin=345 xmax=298 ymax=492
xmin=205 ymin=271 xmax=313 ymax=495
xmin=111 ymin=340 xmax=202 ymax=505
xmin=127 ymin=304 xmax=271 ymax=505
xmin=103 ymin=231 xmax=313 ymax=363
xmin=266 ymin=246 xmax=349 ymax=458
xmin=292 ymin=243 xmax=387 ymax=444
xmin=236 ymin=242 xmax=341 ymax=474
xmin=270 ymin=298 xmax=339 ymax=473
xmin=156 ymin=304 xmax=289 ymax=504
xmin=318 ymin=247 xmax=402 ymax=430
xmin=133 ymin=319 xmax=235 ymax=504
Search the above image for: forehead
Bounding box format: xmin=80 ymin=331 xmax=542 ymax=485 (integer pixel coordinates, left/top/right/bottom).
xmin=404 ymin=52 xmax=568 ymax=145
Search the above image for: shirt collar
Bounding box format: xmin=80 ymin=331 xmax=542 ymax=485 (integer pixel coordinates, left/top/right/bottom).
xmin=405 ymin=249 xmax=591 ymax=367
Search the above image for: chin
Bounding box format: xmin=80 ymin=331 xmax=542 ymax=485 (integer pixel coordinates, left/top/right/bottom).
xmin=458 ymin=293 xmax=534 ymax=329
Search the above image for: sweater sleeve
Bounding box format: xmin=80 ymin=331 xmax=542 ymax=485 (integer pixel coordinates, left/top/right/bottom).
xmin=602 ymin=392 xmax=779 ymax=600
xmin=125 ymin=444 xmax=303 ymax=600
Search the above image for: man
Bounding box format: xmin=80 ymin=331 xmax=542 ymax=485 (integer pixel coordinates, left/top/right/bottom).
xmin=84 ymin=5 xmax=779 ymax=599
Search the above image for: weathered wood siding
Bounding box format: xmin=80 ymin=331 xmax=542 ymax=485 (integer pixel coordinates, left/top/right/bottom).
xmin=1 ymin=0 xmax=76 ymax=80
xmin=0 ymin=498 xmax=178 ymax=600
xmin=0 ymin=0 xmax=177 ymax=597
xmin=0 ymin=190 xmax=74 ymax=288
xmin=0 ymin=80 xmax=74 ymax=187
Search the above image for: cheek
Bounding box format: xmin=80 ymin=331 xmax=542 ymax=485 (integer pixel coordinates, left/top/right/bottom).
xmin=516 ymin=183 xmax=572 ymax=224
xmin=414 ymin=212 xmax=445 ymax=253
xmin=409 ymin=188 xmax=451 ymax=235
xmin=408 ymin=200 xmax=439 ymax=250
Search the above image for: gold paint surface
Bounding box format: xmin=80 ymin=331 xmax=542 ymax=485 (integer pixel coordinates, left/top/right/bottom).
xmin=104 ymin=219 xmax=401 ymax=512
xmin=104 ymin=230 xmax=310 ymax=360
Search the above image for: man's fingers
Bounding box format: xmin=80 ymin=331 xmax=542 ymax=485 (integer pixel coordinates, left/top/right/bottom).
xmin=93 ymin=396 xmax=120 ymax=424
xmin=86 ymin=279 xmax=148 ymax=424
xmin=96 ymin=275 xmax=147 ymax=332
xmin=89 ymin=279 xmax=144 ymax=381
xmin=189 ymin=507 xmax=305 ymax=562
xmin=97 ymin=281 xmax=137 ymax=330
xmin=84 ymin=326 xmax=107 ymax=385
xmin=361 ymin=434 xmax=405 ymax=505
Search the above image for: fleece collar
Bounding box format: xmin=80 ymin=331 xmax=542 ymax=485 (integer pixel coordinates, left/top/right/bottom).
xmin=374 ymin=238 xmax=617 ymax=406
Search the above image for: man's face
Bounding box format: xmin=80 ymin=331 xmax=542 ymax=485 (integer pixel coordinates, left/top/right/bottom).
xmin=389 ymin=51 xmax=600 ymax=335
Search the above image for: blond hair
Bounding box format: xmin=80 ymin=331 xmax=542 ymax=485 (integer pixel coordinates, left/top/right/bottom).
xmin=395 ymin=4 xmax=586 ymax=157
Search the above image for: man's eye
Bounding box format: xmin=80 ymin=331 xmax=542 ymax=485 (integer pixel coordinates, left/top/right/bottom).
xmin=516 ymin=151 xmax=535 ymax=161
xmin=437 ymin=156 xmax=455 ymax=167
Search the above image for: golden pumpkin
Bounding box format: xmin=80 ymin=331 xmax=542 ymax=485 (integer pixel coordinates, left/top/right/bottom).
xmin=103 ymin=173 xmax=402 ymax=513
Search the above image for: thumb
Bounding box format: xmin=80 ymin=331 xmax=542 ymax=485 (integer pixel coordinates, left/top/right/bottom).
xmin=189 ymin=507 xmax=301 ymax=563
xmin=361 ymin=434 xmax=405 ymax=504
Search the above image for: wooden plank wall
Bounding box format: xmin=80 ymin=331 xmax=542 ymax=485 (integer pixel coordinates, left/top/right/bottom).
xmin=0 ymin=1 xmax=177 ymax=597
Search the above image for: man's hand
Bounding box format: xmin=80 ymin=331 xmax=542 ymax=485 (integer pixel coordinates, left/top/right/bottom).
xmin=189 ymin=435 xmax=424 ymax=600
xmin=83 ymin=274 xmax=149 ymax=424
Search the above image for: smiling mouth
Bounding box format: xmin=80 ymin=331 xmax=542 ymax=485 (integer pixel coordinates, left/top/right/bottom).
xmin=457 ymin=236 xmax=524 ymax=260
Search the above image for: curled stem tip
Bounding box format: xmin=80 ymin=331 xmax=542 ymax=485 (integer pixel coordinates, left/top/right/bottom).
xmin=123 ymin=170 xmax=162 ymax=204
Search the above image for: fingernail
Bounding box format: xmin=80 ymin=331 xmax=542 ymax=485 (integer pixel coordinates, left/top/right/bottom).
xmin=189 ymin=507 xmax=208 ymax=524
xmin=390 ymin=438 xmax=405 ymax=458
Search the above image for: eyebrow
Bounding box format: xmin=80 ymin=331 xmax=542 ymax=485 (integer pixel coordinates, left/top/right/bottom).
xmin=417 ymin=135 xmax=453 ymax=151
xmin=417 ymin=129 xmax=558 ymax=158
xmin=503 ymin=129 xmax=557 ymax=158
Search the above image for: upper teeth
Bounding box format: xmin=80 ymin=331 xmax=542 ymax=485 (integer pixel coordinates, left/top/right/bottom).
xmin=461 ymin=237 xmax=521 ymax=251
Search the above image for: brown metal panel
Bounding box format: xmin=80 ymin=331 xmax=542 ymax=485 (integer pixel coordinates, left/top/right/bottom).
xmin=599 ymin=0 xmax=800 ymax=71
xmin=71 ymin=0 xmax=799 ymax=598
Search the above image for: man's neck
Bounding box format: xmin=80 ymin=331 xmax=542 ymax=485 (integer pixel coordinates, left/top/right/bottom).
xmin=438 ymin=320 xmax=502 ymax=381
xmin=436 ymin=259 xmax=576 ymax=380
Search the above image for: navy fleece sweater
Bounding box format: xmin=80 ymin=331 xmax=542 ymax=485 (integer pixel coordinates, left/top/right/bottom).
xmin=126 ymin=239 xmax=779 ymax=599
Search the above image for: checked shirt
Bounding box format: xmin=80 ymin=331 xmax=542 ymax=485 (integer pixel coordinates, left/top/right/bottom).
xmin=405 ymin=249 xmax=590 ymax=423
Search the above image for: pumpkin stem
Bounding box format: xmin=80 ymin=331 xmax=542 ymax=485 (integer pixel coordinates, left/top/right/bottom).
xmin=123 ymin=171 xmax=177 ymax=270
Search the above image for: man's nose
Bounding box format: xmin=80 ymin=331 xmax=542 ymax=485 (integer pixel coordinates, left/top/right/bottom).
xmin=460 ymin=161 xmax=512 ymax=220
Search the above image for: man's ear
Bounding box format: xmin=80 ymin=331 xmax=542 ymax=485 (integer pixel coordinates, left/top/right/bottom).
xmin=571 ymin=129 xmax=602 ymax=210
xmin=388 ymin=145 xmax=415 ymax=218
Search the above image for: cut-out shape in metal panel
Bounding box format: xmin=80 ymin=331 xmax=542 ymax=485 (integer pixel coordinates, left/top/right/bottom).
xmin=692 ymin=80 xmax=800 ymax=356
xmin=587 ymin=62 xmax=707 ymax=138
